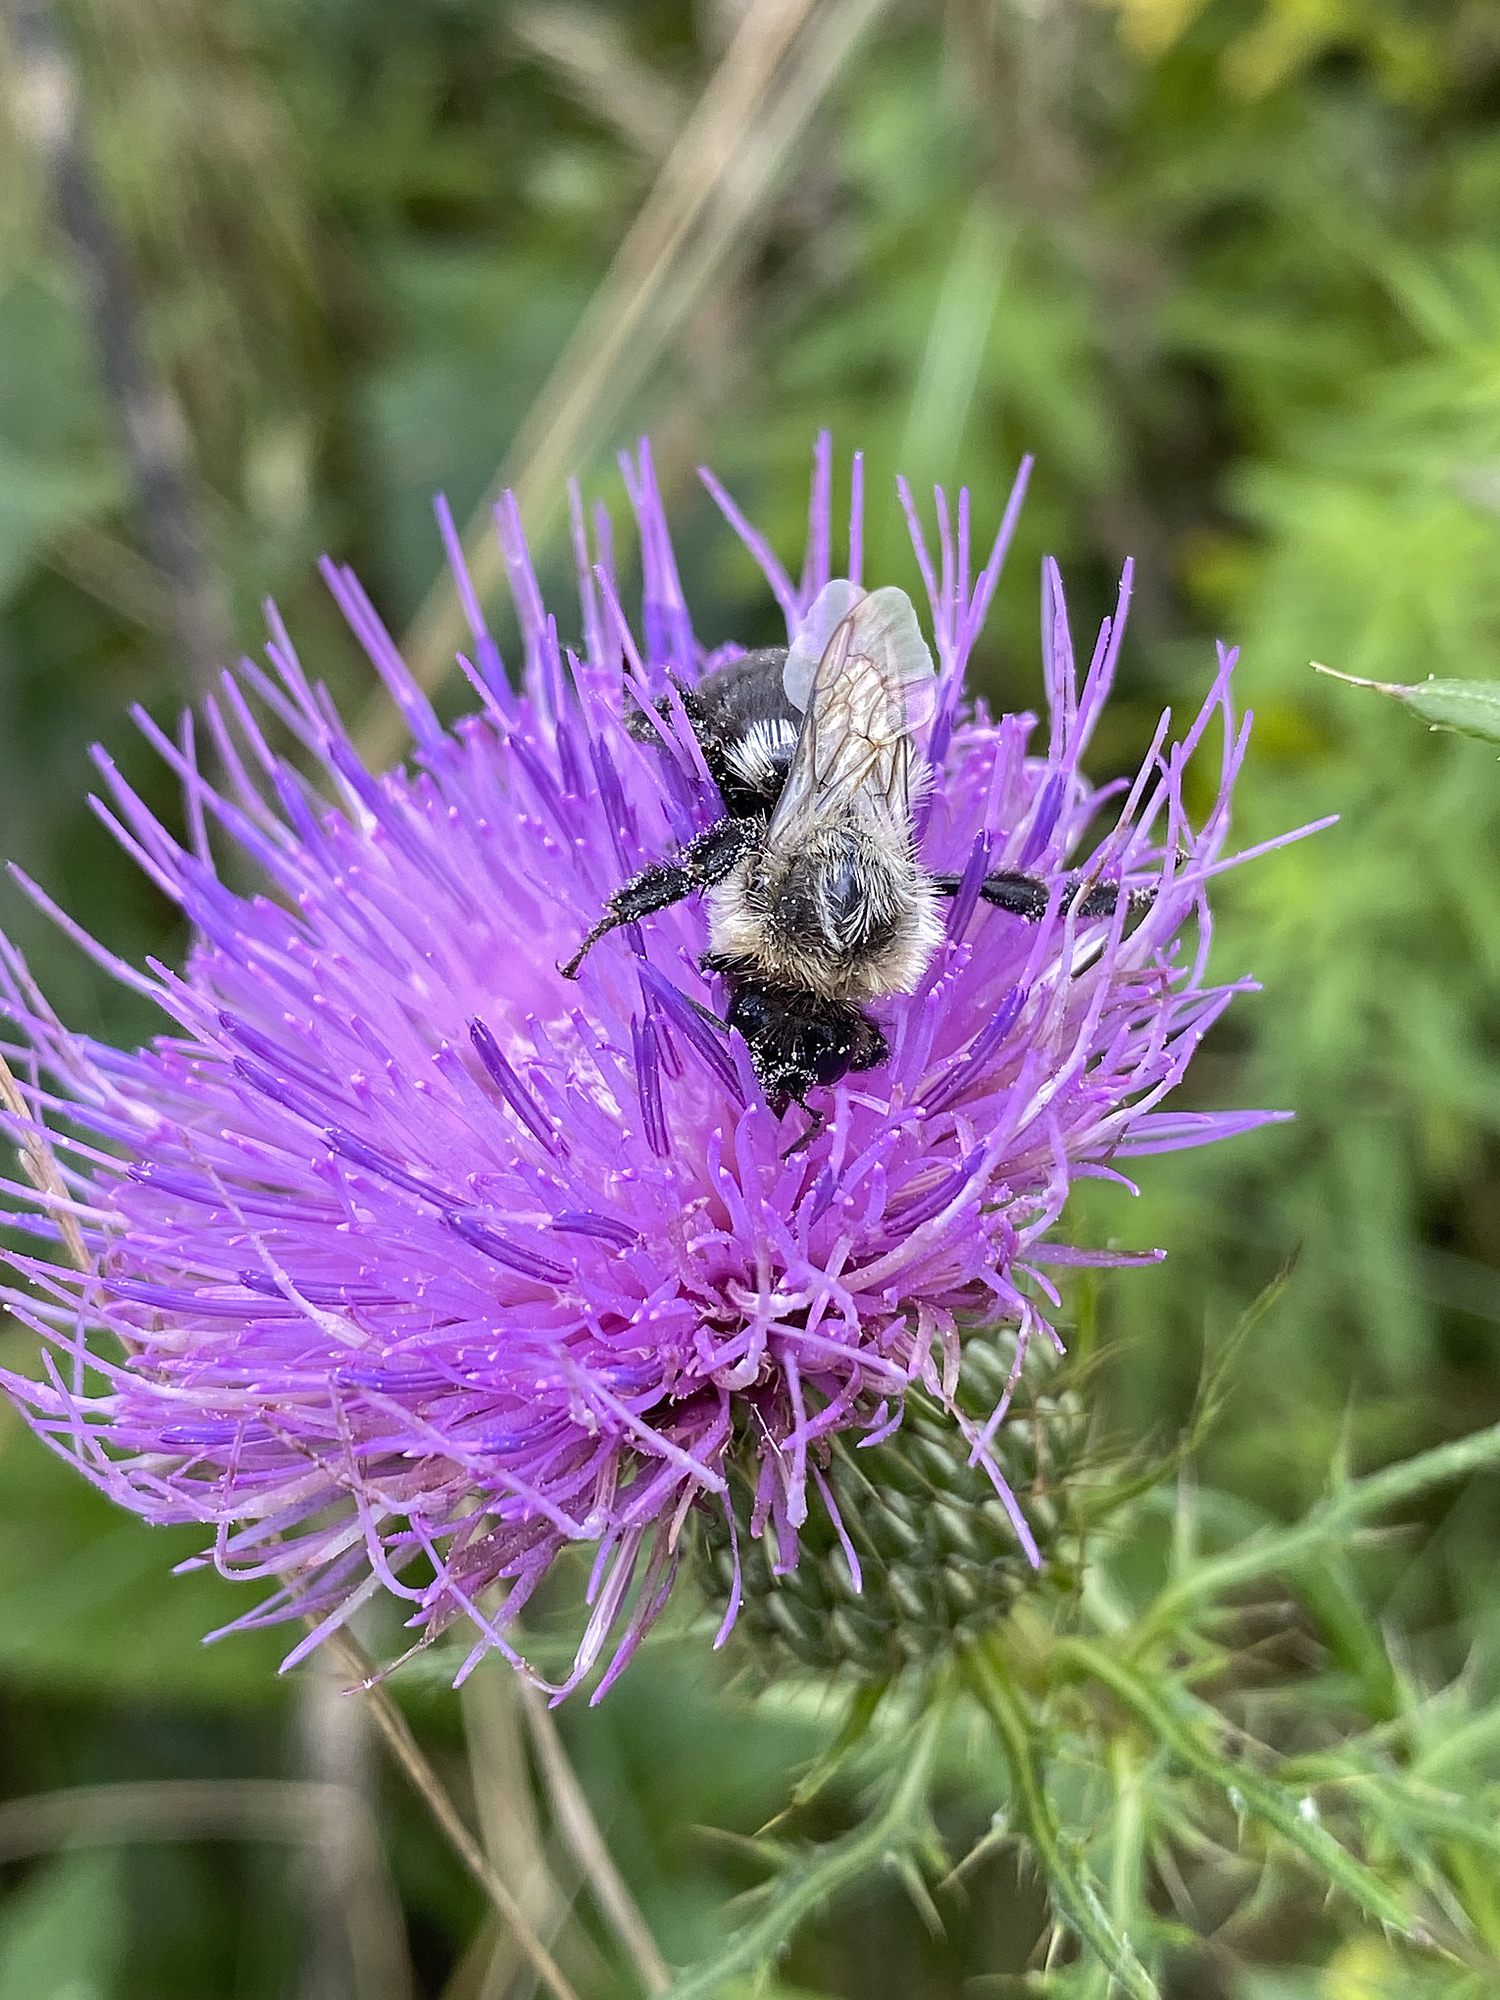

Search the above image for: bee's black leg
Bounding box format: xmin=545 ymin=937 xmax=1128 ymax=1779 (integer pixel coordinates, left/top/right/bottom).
xmin=680 ymin=991 xmax=729 ymax=1032
xmin=560 ymin=865 xmax=691 ymax=978
xmin=780 ymin=1096 xmax=825 ymax=1158
xmin=930 ymin=869 xmax=1052 ymax=920
xmin=560 ymin=816 xmax=756 ymax=977
xmin=1067 ymin=881 xmax=1123 ymax=919
xmin=623 ymin=675 xmax=698 ymax=745
xmin=1066 ymin=880 xmax=1156 ymax=920
xmin=932 ymin=869 xmax=1152 ymax=923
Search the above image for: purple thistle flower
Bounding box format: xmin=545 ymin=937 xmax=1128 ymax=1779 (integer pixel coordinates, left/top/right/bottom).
xmin=0 ymin=435 xmax=1311 ymax=1700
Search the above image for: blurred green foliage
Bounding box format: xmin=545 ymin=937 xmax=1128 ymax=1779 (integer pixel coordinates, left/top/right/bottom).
xmin=2 ymin=0 xmax=1500 ymax=1992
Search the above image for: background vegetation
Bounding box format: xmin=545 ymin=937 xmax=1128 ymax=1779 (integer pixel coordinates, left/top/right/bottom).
xmin=1 ymin=0 xmax=1499 ymax=1993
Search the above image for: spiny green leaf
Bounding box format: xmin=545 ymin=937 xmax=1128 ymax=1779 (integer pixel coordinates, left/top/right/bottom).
xmin=1057 ymin=1641 xmax=1426 ymax=1944
xmin=1133 ymin=1414 xmax=1500 ymax=1647
xmin=1314 ymin=665 xmax=1500 ymax=745
xmin=1332 ymin=1777 xmax=1500 ymax=1865
xmin=1291 ymin=1554 xmax=1401 ymax=1724
xmin=658 ymin=1710 xmax=944 ymax=2000
xmin=784 ymin=1677 xmax=890 ymax=1815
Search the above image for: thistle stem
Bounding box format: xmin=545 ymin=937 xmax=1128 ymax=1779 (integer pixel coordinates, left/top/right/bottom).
xmin=963 ymin=1644 xmax=1159 ymax=2000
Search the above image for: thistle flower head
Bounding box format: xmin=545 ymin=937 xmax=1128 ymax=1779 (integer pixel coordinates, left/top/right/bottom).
xmin=0 ymin=437 xmax=1289 ymax=1698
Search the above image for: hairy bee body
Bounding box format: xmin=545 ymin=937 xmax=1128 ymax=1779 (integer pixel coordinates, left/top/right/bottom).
xmin=567 ymin=585 xmax=939 ymax=1130
xmin=704 ymin=824 xmax=942 ymax=1005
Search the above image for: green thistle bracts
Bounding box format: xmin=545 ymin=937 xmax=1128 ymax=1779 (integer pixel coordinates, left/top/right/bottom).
xmin=698 ymin=1334 xmax=1090 ymax=1677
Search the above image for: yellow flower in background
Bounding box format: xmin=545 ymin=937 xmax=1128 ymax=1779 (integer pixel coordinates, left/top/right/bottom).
xmin=1086 ymin=0 xmax=1211 ymax=59
xmin=1321 ymin=1937 xmax=1410 ymax=2000
xmin=1091 ymin=0 xmax=1446 ymax=98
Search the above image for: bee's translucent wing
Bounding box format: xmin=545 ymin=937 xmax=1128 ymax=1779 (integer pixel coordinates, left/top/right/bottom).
xmin=783 ymin=580 xmax=864 ymax=713
xmin=767 ymin=585 xmax=936 ymax=843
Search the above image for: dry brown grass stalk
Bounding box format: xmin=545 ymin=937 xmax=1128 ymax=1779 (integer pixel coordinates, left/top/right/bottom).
xmin=0 ymin=1777 xmax=366 ymax=1859
xmin=459 ymin=1664 xmax=604 ymax=2000
xmin=0 ymin=1047 xmax=89 ymax=1272
xmin=356 ymin=0 xmax=892 ymax=770
xmin=518 ymin=1674 xmax=672 ymax=1995
xmin=323 ymin=1630 xmax=585 ymax=2000
xmin=511 ymin=5 xmax=682 ymax=160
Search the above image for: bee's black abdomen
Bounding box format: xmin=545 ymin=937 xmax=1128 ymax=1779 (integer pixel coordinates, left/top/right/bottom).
xmin=842 ymin=1011 xmax=888 ymax=1076
xmin=688 ymin=648 xmax=794 ymax=739
xmin=720 ymin=974 xmax=886 ymax=1112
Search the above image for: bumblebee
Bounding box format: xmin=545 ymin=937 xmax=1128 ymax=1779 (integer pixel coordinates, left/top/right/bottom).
xmin=564 ymin=583 xmax=1146 ymax=1134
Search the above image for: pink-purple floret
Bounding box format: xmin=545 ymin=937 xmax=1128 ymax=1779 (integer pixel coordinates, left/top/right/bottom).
xmin=0 ymin=436 xmax=1302 ymax=1699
